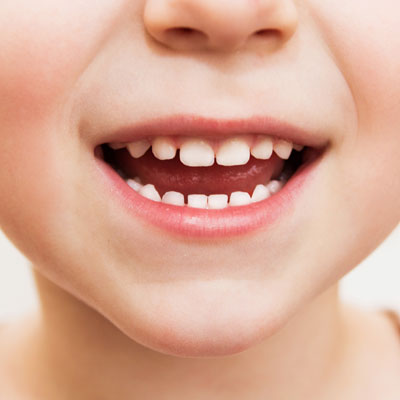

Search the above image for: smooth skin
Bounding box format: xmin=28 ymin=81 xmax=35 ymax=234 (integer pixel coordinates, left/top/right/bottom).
xmin=0 ymin=0 xmax=400 ymax=399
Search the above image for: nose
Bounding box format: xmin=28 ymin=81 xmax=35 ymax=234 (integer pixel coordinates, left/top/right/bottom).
xmin=143 ymin=0 xmax=298 ymax=52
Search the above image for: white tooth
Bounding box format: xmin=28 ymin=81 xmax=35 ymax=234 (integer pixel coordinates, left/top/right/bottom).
xmin=127 ymin=139 xmax=151 ymax=158
xmin=273 ymin=139 xmax=293 ymax=160
xmin=208 ymin=194 xmax=228 ymax=209
xmin=127 ymin=179 xmax=143 ymax=192
xmin=180 ymin=139 xmax=214 ymax=167
xmin=139 ymin=184 xmax=161 ymax=202
xmin=251 ymin=137 xmax=273 ymax=160
xmin=216 ymin=138 xmax=250 ymax=166
xmin=109 ymin=142 xmax=126 ymax=150
xmin=187 ymin=194 xmax=208 ymax=209
xmin=251 ymin=184 xmax=270 ymax=202
xmin=266 ymin=180 xmax=283 ymax=194
xmin=293 ymin=143 xmax=304 ymax=152
xmin=152 ymin=137 xmax=177 ymax=160
xmin=229 ymin=191 xmax=251 ymax=206
xmin=162 ymin=191 xmax=185 ymax=206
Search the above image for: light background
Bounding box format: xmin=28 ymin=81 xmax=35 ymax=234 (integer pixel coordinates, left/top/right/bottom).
xmin=0 ymin=225 xmax=399 ymax=321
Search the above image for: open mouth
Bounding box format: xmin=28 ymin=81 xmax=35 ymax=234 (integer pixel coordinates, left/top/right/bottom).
xmin=93 ymin=115 xmax=327 ymax=237
xmin=99 ymin=135 xmax=316 ymax=209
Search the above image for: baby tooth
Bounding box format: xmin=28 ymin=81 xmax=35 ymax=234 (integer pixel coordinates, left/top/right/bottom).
xmin=127 ymin=139 xmax=151 ymax=158
xmin=152 ymin=137 xmax=177 ymax=160
xmin=293 ymin=143 xmax=304 ymax=151
xmin=208 ymin=194 xmax=228 ymax=209
xmin=109 ymin=142 xmax=126 ymax=150
xmin=216 ymin=138 xmax=250 ymax=166
xmin=180 ymin=139 xmax=214 ymax=167
xmin=162 ymin=191 xmax=185 ymax=206
xmin=139 ymin=184 xmax=161 ymax=202
xmin=188 ymin=194 xmax=208 ymax=209
xmin=230 ymin=191 xmax=251 ymax=206
xmin=266 ymin=180 xmax=283 ymax=194
xmin=273 ymin=139 xmax=293 ymax=160
xmin=251 ymin=137 xmax=273 ymax=160
xmin=127 ymin=178 xmax=143 ymax=192
xmin=251 ymin=184 xmax=270 ymax=202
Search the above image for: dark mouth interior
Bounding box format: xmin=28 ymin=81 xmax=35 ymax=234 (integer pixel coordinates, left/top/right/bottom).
xmin=98 ymin=142 xmax=315 ymax=198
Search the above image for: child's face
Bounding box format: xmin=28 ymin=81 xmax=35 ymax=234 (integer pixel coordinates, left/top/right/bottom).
xmin=1 ymin=1 xmax=399 ymax=356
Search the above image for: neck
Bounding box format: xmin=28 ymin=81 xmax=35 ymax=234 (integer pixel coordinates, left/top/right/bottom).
xmin=28 ymin=269 xmax=346 ymax=400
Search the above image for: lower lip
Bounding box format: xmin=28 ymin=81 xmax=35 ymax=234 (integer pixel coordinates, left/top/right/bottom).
xmin=95 ymin=155 xmax=321 ymax=239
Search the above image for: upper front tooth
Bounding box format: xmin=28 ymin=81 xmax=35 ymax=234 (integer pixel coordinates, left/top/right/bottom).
xmin=273 ymin=139 xmax=293 ymax=160
xmin=180 ymin=139 xmax=214 ymax=167
xmin=216 ymin=138 xmax=250 ymax=166
xmin=127 ymin=139 xmax=151 ymax=158
xmin=152 ymin=137 xmax=177 ymax=160
xmin=251 ymin=137 xmax=273 ymax=160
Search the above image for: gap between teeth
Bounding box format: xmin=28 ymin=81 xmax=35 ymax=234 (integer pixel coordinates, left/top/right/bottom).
xmin=110 ymin=135 xmax=304 ymax=167
xmin=126 ymin=177 xmax=285 ymax=208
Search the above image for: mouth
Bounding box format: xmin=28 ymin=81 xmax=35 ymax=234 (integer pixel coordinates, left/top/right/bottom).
xmin=94 ymin=115 xmax=327 ymax=238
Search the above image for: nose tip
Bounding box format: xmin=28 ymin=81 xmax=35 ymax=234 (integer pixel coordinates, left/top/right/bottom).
xmin=144 ymin=0 xmax=298 ymax=52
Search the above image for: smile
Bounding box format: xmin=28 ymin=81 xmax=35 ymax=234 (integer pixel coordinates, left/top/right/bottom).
xmin=94 ymin=115 xmax=327 ymax=237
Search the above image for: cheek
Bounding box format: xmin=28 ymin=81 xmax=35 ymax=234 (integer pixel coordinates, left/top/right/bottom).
xmin=309 ymin=0 xmax=400 ymax=212
xmin=0 ymin=0 xmax=123 ymax=123
xmin=309 ymin=0 xmax=400 ymax=128
xmin=0 ymin=1 xmax=123 ymax=255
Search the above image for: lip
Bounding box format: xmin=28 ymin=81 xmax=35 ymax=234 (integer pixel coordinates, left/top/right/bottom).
xmin=96 ymin=150 xmax=322 ymax=238
xmin=93 ymin=115 xmax=326 ymax=238
xmin=99 ymin=114 xmax=328 ymax=149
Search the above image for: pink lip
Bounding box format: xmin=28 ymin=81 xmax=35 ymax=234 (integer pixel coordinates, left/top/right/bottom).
xmin=94 ymin=115 xmax=327 ymax=238
xmin=101 ymin=114 xmax=327 ymax=149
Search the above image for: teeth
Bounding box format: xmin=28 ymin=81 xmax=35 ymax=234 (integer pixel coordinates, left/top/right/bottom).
xmin=229 ymin=191 xmax=252 ymax=206
xmin=162 ymin=191 xmax=185 ymax=206
xmin=208 ymin=194 xmax=228 ymax=209
xmin=187 ymin=194 xmax=208 ymax=209
xmin=266 ymin=180 xmax=283 ymax=194
xmin=293 ymin=143 xmax=304 ymax=152
xmin=180 ymin=139 xmax=214 ymax=167
xmin=109 ymin=142 xmax=126 ymax=150
xmin=251 ymin=137 xmax=273 ymax=160
xmin=273 ymin=139 xmax=293 ymax=160
xmin=251 ymin=184 xmax=270 ymax=202
xmin=216 ymin=138 xmax=250 ymax=166
xmin=127 ymin=140 xmax=151 ymax=158
xmin=139 ymin=184 xmax=161 ymax=202
xmin=127 ymin=178 xmax=143 ymax=192
xmin=152 ymin=137 xmax=177 ymax=160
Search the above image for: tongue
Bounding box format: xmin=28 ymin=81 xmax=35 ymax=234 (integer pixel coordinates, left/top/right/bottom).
xmin=112 ymin=149 xmax=285 ymax=197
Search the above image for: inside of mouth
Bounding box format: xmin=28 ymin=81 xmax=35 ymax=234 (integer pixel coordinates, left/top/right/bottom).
xmin=99 ymin=140 xmax=310 ymax=205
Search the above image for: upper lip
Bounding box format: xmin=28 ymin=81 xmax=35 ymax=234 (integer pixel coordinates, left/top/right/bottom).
xmin=98 ymin=114 xmax=329 ymax=148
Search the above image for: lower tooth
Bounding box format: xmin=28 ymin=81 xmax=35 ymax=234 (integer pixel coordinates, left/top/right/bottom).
xmin=162 ymin=191 xmax=185 ymax=206
xmin=266 ymin=180 xmax=283 ymax=194
xmin=127 ymin=178 xmax=143 ymax=192
xmin=252 ymin=184 xmax=270 ymax=202
xmin=188 ymin=194 xmax=208 ymax=209
xmin=208 ymin=194 xmax=228 ymax=209
xmin=230 ymin=191 xmax=251 ymax=206
xmin=139 ymin=184 xmax=161 ymax=202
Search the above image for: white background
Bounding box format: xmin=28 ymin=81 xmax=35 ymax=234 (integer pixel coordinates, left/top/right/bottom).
xmin=0 ymin=225 xmax=399 ymax=321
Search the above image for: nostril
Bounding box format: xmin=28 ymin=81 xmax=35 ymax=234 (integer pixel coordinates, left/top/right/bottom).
xmin=165 ymin=27 xmax=208 ymax=41
xmin=254 ymin=28 xmax=280 ymax=37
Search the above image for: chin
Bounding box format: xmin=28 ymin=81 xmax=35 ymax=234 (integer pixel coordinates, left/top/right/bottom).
xmin=107 ymin=279 xmax=288 ymax=358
